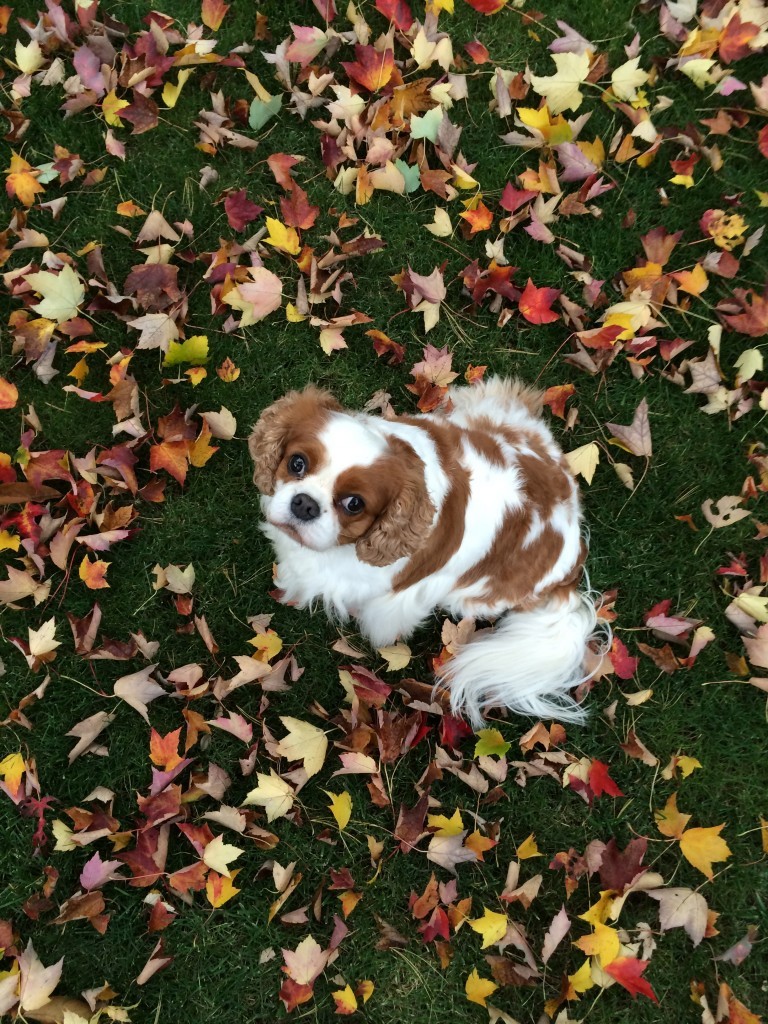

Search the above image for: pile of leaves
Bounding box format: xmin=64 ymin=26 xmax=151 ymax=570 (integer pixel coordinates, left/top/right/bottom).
xmin=1 ymin=0 xmax=767 ymax=1021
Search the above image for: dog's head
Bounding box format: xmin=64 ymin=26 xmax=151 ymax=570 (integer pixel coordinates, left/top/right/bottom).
xmin=249 ymin=386 xmax=435 ymax=565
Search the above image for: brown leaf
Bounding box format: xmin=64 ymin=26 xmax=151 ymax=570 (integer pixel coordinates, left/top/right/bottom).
xmin=606 ymin=398 xmax=652 ymax=457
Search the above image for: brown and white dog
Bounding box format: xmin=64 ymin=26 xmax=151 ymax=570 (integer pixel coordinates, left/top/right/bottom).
xmin=249 ymin=377 xmax=603 ymax=726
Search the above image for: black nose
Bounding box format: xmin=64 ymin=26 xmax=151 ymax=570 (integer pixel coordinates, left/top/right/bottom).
xmin=290 ymin=493 xmax=320 ymax=522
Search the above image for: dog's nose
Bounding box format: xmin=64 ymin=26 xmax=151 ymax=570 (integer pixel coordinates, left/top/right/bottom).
xmin=290 ymin=493 xmax=321 ymax=522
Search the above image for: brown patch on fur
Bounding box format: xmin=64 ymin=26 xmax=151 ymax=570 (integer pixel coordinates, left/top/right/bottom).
xmin=353 ymin=438 xmax=436 ymax=567
xmin=390 ymin=418 xmax=472 ymax=591
xmin=248 ymin=386 xmax=341 ymax=494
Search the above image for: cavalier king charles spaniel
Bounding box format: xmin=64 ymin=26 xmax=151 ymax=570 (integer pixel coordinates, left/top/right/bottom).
xmin=249 ymin=377 xmax=602 ymax=726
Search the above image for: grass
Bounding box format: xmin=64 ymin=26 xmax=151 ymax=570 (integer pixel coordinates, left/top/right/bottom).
xmin=1 ymin=0 xmax=768 ymax=1022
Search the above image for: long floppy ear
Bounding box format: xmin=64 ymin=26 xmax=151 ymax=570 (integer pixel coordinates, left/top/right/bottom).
xmin=248 ymin=386 xmax=341 ymax=494
xmin=356 ymin=439 xmax=435 ymax=567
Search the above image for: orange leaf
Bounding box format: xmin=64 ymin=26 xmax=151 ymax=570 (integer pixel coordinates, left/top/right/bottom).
xmin=79 ymin=555 xmax=110 ymax=590
xmin=459 ymin=201 xmax=493 ymax=234
xmin=6 ymin=151 xmax=45 ymax=206
xmin=150 ymin=727 xmax=183 ymax=771
xmin=201 ymin=0 xmax=230 ymax=31
xmin=655 ymin=792 xmax=691 ymax=839
xmin=150 ymin=440 xmax=189 ymax=486
xmin=206 ymin=868 xmax=241 ymax=908
xmin=341 ymin=45 xmax=394 ymax=92
xmin=0 ymin=376 xmax=18 ymax=410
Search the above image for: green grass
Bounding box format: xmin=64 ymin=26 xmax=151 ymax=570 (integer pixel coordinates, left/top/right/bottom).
xmin=2 ymin=1 xmax=768 ymax=1022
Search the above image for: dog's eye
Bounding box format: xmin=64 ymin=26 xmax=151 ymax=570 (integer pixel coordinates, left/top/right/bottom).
xmin=288 ymin=453 xmax=308 ymax=477
xmin=340 ymin=495 xmax=365 ymax=515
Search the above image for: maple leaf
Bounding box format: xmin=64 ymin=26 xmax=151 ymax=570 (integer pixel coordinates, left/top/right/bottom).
xmin=206 ymin=868 xmax=241 ymax=908
xmin=465 ymin=968 xmax=498 ymax=1007
xmin=80 ymin=851 xmax=126 ymax=891
xmin=150 ymin=440 xmax=189 ymax=486
xmin=203 ymin=834 xmax=244 ymax=877
xmin=243 ymin=771 xmax=296 ymax=821
xmin=201 ymin=0 xmax=230 ymax=31
xmin=679 ymin=824 xmax=731 ymax=879
xmin=24 ymin=264 xmax=84 ymax=324
xmin=606 ymin=399 xmax=652 ymax=457
xmin=530 ymin=52 xmax=591 ymax=115
xmin=541 ymin=905 xmax=571 ymax=963
xmin=224 ymin=267 xmax=283 ymax=325
xmin=113 ymin=665 xmax=165 ymax=722
xmin=275 ymin=717 xmax=328 ymax=778
xmin=6 ymin=152 xmax=45 ymax=206
xmin=588 ymin=759 xmax=625 ymax=798
xmin=469 ymin=907 xmax=509 ymax=948
xmin=17 ymin=941 xmax=64 ymax=1012
xmin=0 ymin=752 xmax=25 ymax=799
xmin=604 ymin=956 xmax=657 ymax=1002
xmin=655 ymin=793 xmax=692 ymax=840
xmin=224 ymin=189 xmax=263 ymax=231
xmin=341 ymin=45 xmax=395 ymax=92
xmin=427 ymin=831 xmax=478 ymax=874
xmin=719 ymin=12 xmax=760 ymax=63
xmin=648 ymin=888 xmax=708 ymax=946
xmin=325 ymin=790 xmax=353 ymax=830
xmin=518 ymin=278 xmax=561 ymax=323
xmin=79 ymin=555 xmax=110 ymax=590
xmin=565 ymin=442 xmax=600 ymax=485
xmin=573 ymin=920 xmax=621 ymax=966
xmin=611 ymin=57 xmax=649 ymax=101
xmin=375 ymin=0 xmax=414 ymax=30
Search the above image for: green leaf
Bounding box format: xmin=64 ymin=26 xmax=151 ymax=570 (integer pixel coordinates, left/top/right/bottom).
xmin=163 ymin=334 xmax=209 ymax=367
xmin=474 ymin=728 xmax=511 ymax=758
xmin=249 ymin=94 xmax=281 ymax=131
xmin=409 ymin=107 xmax=443 ymax=143
xmin=395 ymin=159 xmax=421 ymax=194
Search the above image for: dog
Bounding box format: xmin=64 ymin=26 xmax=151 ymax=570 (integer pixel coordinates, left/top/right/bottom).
xmin=249 ymin=377 xmax=602 ymax=727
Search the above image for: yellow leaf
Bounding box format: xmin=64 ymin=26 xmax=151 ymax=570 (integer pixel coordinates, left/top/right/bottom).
xmin=325 ymin=790 xmax=352 ymax=831
xmin=451 ymin=164 xmax=479 ymax=189
xmin=116 ymin=200 xmax=145 ymax=217
xmin=655 ymin=792 xmax=692 ymax=839
xmin=0 ymin=530 xmax=20 ymax=552
xmin=428 ymin=808 xmax=463 ymax=836
xmin=286 ymin=302 xmax=307 ymax=322
xmin=679 ymin=824 xmax=731 ymax=879
xmin=52 ymin=819 xmax=76 ymax=852
xmin=760 ymin=817 xmax=768 ymax=855
xmin=465 ymin=968 xmax=498 ymax=1007
xmin=332 ymin=985 xmax=357 ymax=1015
xmin=567 ymin=958 xmax=595 ymax=996
xmin=425 ymin=207 xmax=452 ymax=237
xmin=242 ymin=770 xmax=295 ymax=822
xmin=15 ymin=39 xmax=45 ymax=74
xmin=248 ymin=630 xmax=283 ymax=662
xmin=103 ymin=90 xmax=131 ymax=126
xmin=565 ymin=442 xmax=600 ymax=485
xmin=0 ymin=752 xmax=25 ymax=799
xmin=677 ymin=756 xmax=702 ymax=778
xmin=670 ymin=173 xmax=694 ymax=188
xmin=611 ymin=57 xmax=649 ymax=101
xmin=79 ymin=555 xmax=110 ymax=590
xmin=275 ymin=717 xmax=328 ymax=778
xmin=206 ymin=868 xmax=241 ymax=907
xmin=68 ymin=356 xmax=89 ymax=386
xmin=338 ymin=890 xmax=363 ymax=918
xmin=357 ymin=979 xmax=374 ymax=1003
xmin=202 ymin=834 xmax=244 ymax=877
xmin=24 ymin=264 xmax=84 ymax=324
xmin=468 ymin=907 xmax=509 ymax=949
xmin=734 ymin=348 xmax=764 ymax=387
xmin=681 ymin=58 xmax=716 ymax=89
xmin=516 ymin=833 xmax=541 ymax=859
xmin=578 ymin=890 xmax=614 ymax=926
xmin=162 ymin=69 xmax=192 ymax=108
xmin=377 ymin=642 xmax=412 ymax=671
xmin=756 ymin=190 xmax=768 ymax=207
xmin=530 ymin=51 xmax=591 ymax=115
xmin=6 ymin=152 xmax=45 ymax=206
xmin=163 ymin=334 xmax=209 ymax=367
xmin=264 ymin=216 xmax=300 ymax=255
xmin=185 ymin=366 xmax=207 ymax=386
xmin=573 ymin=921 xmax=621 ymax=966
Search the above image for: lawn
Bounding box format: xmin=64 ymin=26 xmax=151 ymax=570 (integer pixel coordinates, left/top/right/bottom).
xmin=1 ymin=0 xmax=767 ymax=1022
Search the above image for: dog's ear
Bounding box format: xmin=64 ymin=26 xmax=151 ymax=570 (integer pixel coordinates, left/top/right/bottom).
xmin=356 ymin=439 xmax=435 ymax=567
xmin=248 ymin=386 xmax=341 ymax=494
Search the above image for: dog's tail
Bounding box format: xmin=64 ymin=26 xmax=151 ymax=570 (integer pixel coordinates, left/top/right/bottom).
xmin=440 ymin=588 xmax=607 ymax=728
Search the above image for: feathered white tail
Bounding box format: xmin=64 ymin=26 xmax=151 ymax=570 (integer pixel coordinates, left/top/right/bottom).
xmin=441 ymin=590 xmax=605 ymax=728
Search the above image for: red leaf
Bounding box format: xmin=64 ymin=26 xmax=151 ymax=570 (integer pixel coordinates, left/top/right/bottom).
xmin=499 ymin=182 xmax=537 ymax=213
xmin=267 ymin=153 xmax=302 ymax=189
xmin=280 ymin=185 xmax=320 ymax=230
xmin=588 ymin=759 xmax=625 ymax=798
xmin=375 ymin=0 xmax=414 ymax=30
xmin=720 ymin=288 xmax=768 ymax=337
xmin=311 ymin=0 xmax=336 ymax=20
xmin=604 ymin=957 xmax=658 ymax=1002
xmin=464 ymin=40 xmax=491 ymax=65
xmin=518 ymin=278 xmax=560 ymax=324
xmin=465 ymin=0 xmax=507 ymax=12
xmin=542 ymin=383 xmax=575 ymax=419
xmin=759 ymin=125 xmax=768 ymax=160
xmin=279 ymin=979 xmax=315 ymax=1012
xmin=718 ymin=12 xmax=759 ymax=63
xmin=607 ymin=636 xmax=639 ymax=679
xmin=367 ymin=329 xmax=405 ymax=365
xmin=341 ymin=46 xmax=395 ymax=92
xmin=224 ymin=189 xmax=263 ymax=231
